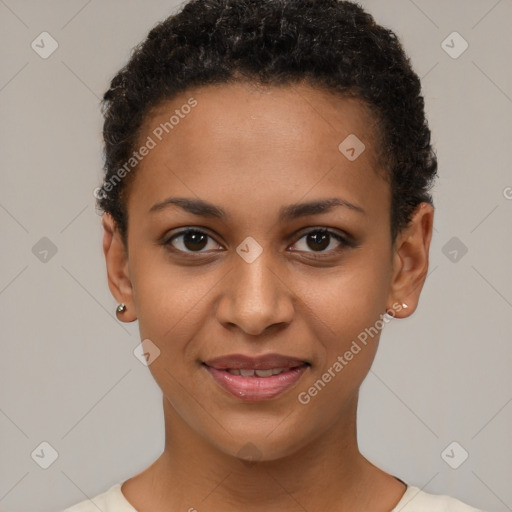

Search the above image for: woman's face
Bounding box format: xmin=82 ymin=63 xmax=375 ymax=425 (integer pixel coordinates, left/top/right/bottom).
xmin=106 ymin=82 xmax=428 ymax=461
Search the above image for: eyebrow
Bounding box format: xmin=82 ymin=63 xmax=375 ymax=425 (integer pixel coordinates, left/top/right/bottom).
xmin=148 ymin=196 xmax=366 ymax=219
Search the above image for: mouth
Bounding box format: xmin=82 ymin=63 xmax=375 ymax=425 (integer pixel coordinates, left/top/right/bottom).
xmin=202 ymin=353 xmax=310 ymax=401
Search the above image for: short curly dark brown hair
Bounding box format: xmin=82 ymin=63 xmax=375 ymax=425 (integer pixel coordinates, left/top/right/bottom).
xmin=97 ymin=0 xmax=437 ymax=247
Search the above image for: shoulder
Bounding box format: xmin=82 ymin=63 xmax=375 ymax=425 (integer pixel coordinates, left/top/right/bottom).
xmin=393 ymin=485 xmax=485 ymax=512
xmin=61 ymin=482 xmax=136 ymax=512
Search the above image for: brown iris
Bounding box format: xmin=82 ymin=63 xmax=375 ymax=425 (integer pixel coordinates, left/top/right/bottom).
xmin=182 ymin=230 xmax=208 ymax=251
xmin=306 ymin=231 xmax=330 ymax=251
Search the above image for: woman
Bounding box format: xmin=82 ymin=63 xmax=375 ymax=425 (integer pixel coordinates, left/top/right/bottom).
xmin=64 ymin=0 xmax=483 ymax=510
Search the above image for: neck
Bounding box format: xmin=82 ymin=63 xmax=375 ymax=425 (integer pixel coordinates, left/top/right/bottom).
xmin=122 ymin=393 xmax=403 ymax=511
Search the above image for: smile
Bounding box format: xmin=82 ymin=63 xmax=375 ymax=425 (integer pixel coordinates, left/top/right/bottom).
xmin=225 ymin=368 xmax=289 ymax=377
xmin=203 ymin=363 xmax=309 ymax=401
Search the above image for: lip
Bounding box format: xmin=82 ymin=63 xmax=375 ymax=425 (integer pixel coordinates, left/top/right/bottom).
xmin=203 ymin=353 xmax=309 ymax=370
xmin=203 ymin=353 xmax=310 ymax=401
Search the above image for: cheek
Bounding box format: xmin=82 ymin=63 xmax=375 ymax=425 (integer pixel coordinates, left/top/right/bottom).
xmin=130 ymin=248 xmax=220 ymax=342
xmin=293 ymin=276 xmax=385 ymax=421
xmin=295 ymin=256 xmax=391 ymax=397
xmin=300 ymin=257 xmax=390 ymax=342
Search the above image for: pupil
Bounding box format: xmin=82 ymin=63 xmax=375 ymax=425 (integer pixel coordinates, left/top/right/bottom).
xmin=184 ymin=231 xmax=207 ymax=251
xmin=308 ymin=231 xmax=329 ymax=251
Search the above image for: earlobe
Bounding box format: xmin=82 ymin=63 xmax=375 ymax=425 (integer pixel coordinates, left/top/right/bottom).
xmin=386 ymin=202 xmax=434 ymax=319
xmin=102 ymin=214 xmax=137 ymax=322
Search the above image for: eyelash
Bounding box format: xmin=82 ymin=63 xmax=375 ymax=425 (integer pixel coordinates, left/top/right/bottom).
xmin=162 ymin=227 xmax=355 ymax=258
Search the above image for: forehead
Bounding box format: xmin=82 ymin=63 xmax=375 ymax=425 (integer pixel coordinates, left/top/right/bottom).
xmin=128 ymin=81 xmax=389 ymax=220
xmin=141 ymin=81 xmax=381 ymax=161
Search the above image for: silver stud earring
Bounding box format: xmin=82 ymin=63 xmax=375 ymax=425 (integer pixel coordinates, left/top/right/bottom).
xmin=116 ymin=303 xmax=127 ymax=319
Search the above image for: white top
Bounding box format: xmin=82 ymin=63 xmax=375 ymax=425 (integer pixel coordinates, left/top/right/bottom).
xmin=62 ymin=481 xmax=484 ymax=511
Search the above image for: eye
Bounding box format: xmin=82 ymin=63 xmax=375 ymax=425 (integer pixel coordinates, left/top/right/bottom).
xmin=164 ymin=228 xmax=222 ymax=253
xmin=289 ymin=228 xmax=350 ymax=254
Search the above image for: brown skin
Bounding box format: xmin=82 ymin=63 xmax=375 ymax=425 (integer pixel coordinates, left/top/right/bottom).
xmin=102 ymin=82 xmax=433 ymax=511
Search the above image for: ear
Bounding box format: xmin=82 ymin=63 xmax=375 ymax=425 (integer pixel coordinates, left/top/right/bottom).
xmin=102 ymin=213 xmax=137 ymax=322
xmin=386 ymin=202 xmax=434 ymax=319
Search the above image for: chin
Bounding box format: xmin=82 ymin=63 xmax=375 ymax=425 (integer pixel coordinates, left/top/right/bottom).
xmin=205 ymin=423 xmax=311 ymax=464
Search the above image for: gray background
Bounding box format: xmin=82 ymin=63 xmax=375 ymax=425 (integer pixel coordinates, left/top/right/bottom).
xmin=0 ymin=0 xmax=511 ymax=511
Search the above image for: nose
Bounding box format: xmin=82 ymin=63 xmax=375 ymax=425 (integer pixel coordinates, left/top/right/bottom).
xmin=215 ymin=251 xmax=295 ymax=336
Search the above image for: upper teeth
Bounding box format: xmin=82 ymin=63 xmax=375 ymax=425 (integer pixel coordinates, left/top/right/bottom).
xmin=226 ymin=368 xmax=288 ymax=377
